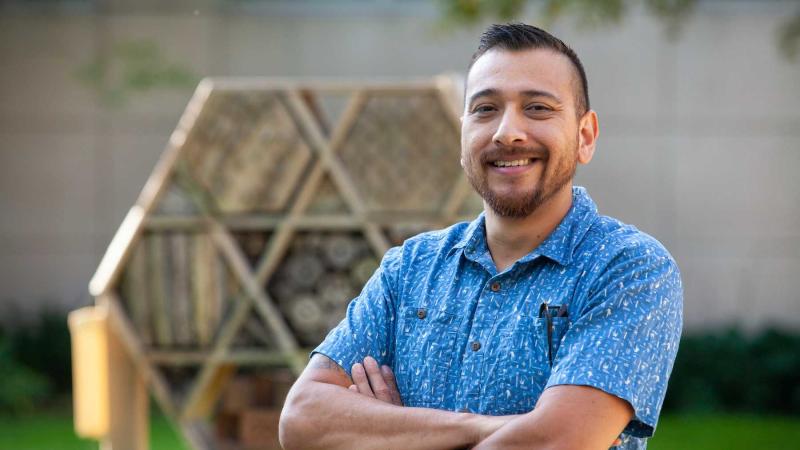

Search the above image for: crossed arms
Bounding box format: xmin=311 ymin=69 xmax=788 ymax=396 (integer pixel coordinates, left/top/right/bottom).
xmin=278 ymin=354 xmax=633 ymax=450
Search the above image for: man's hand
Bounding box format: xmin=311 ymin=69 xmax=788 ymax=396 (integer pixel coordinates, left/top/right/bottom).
xmin=349 ymin=356 xmax=403 ymax=406
xmin=280 ymin=353 xmax=502 ymax=450
xmin=349 ymin=356 xmax=522 ymax=444
xmin=347 ymin=356 xmax=623 ymax=448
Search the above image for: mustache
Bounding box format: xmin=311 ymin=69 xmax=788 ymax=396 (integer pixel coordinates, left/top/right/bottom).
xmin=479 ymin=146 xmax=548 ymax=164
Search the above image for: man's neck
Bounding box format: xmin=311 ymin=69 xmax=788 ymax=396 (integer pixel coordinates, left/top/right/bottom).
xmin=484 ymin=184 xmax=574 ymax=273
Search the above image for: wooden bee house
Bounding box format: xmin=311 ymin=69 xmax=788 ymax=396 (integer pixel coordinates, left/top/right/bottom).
xmin=84 ymin=76 xmax=484 ymax=450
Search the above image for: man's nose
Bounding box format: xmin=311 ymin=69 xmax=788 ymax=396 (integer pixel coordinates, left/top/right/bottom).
xmin=492 ymin=109 xmax=527 ymax=146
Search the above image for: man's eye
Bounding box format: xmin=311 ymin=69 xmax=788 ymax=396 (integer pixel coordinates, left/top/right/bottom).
xmin=472 ymin=105 xmax=496 ymax=114
xmin=527 ymin=103 xmax=552 ymax=112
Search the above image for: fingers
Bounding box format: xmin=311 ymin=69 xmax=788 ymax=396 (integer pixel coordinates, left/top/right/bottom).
xmin=350 ymin=357 xmax=404 ymax=406
xmin=363 ymin=356 xmax=394 ymax=404
xmin=381 ymin=364 xmax=403 ymax=406
xmin=351 ymin=362 xmax=374 ymax=398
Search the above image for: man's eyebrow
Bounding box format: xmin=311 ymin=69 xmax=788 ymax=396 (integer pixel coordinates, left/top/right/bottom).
xmin=467 ymin=88 xmax=499 ymax=107
xmin=520 ymin=89 xmax=562 ymax=104
xmin=466 ymin=88 xmax=563 ymax=107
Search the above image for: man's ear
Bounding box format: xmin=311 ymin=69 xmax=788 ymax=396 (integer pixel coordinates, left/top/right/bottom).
xmin=577 ymin=110 xmax=599 ymax=165
xmin=459 ymin=113 xmax=465 ymax=169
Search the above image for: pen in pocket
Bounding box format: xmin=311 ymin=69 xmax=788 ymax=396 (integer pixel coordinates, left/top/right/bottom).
xmin=538 ymin=303 xmax=569 ymax=367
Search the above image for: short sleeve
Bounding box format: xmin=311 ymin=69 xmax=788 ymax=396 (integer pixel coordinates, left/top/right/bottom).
xmin=545 ymin=239 xmax=683 ymax=438
xmin=311 ymin=246 xmax=402 ymax=376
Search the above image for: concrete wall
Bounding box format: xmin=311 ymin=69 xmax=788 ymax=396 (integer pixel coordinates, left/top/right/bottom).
xmin=1 ymin=1 xmax=798 ymax=331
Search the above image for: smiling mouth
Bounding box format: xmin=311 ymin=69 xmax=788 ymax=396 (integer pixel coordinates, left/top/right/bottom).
xmin=490 ymin=158 xmax=536 ymax=167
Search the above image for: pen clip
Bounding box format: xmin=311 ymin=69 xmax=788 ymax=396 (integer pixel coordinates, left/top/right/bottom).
xmin=538 ymin=302 xmax=549 ymax=319
xmin=539 ymin=302 xmax=555 ymax=367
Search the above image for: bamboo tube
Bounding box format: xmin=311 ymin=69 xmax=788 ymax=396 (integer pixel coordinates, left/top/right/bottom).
xmin=126 ymin=239 xmax=152 ymax=345
xmin=170 ymin=233 xmax=194 ymax=347
xmin=321 ymin=234 xmax=359 ymax=270
xmin=283 ymin=253 xmax=324 ymax=290
xmin=191 ymin=233 xmax=216 ymax=348
xmin=350 ymin=256 xmax=379 ymax=286
xmin=317 ymin=273 xmax=356 ymax=310
xmin=148 ymin=233 xmax=173 ymax=347
xmin=286 ymin=295 xmax=324 ymax=337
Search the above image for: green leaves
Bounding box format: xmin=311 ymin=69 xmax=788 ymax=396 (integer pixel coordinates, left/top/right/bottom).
xmin=542 ymin=0 xmax=627 ymax=28
xmin=778 ymin=11 xmax=800 ymax=60
xmin=437 ymin=0 xmax=799 ymax=60
xmin=76 ymin=39 xmax=199 ymax=107
xmin=664 ymin=328 xmax=800 ymax=415
xmin=0 ymin=308 xmax=70 ymax=415
xmin=437 ymin=0 xmax=691 ymax=29
xmin=438 ymin=0 xmax=528 ymax=26
xmin=0 ymin=338 xmax=52 ymax=415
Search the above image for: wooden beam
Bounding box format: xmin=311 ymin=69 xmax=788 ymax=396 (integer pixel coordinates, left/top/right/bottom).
xmin=209 ymin=221 xmax=302 ymax=368
xmin=207 ymin=77 xmax=440 ymax=93
xmin=179 ymin=294 xmax=252 ymax=421
xmin=89 ymin=82 xmax=214 ymax=298
xmin=101 ymin=293 xmax=177 ymax=418
xmin=148 ymin=349 xmax=300 ymax=366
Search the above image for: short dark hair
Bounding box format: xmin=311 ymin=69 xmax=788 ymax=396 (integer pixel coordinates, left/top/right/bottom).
xmin=468 ymin=23 xmax=590 ymax=116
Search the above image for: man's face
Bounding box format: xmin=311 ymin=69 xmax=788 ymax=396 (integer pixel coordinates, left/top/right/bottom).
xmin=461 ymin=48 xmax=585 ymax=218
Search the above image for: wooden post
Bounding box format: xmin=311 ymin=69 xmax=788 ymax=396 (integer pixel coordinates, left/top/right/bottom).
xmin=104 ymin=310 xmax=150 ymax=450
xmin=70 ymin=305 xmax=150 ymax=450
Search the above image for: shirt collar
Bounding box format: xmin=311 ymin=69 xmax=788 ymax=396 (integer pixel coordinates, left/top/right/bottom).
xmin=526 ymin=186 xmax=598 ymax=266
xmin=448 ymin=186 xmax=598 ymax=267
xmin=449 ymin=211 xmax=485 ymax=255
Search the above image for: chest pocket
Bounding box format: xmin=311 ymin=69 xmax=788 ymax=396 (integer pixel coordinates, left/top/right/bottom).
xmin=488 ymin=316 xmax=571 ymax=414
xmin=394 ymin=305 xmax=462 ymax=407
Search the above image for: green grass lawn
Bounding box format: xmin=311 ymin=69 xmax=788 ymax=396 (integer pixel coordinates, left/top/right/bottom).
xmin=648 ymin=414 xmax=800 ymax=450
xmin=1 ymin=411 xmax=799 ymax=450
xmin=0 ymin=412 xmax=187 ymax=450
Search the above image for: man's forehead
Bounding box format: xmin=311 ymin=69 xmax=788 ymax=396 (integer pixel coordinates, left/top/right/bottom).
xmin=465 ymin=48 xmax=577 ymax=102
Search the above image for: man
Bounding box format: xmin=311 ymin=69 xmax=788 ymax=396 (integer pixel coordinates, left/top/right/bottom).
xmin=279 ymin=23 xmax=682 ymax=450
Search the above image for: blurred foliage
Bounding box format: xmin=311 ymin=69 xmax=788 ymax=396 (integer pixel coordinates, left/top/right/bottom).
xmin=0 ymin=309 xmax=70 ymax=415
xmin=779 ymin=12 xmax=800 ymax=60
xmin=438 ymin=0 xmax=800 ymax=60
xmin=0 ymin=340 xmax=51 ymax=415
xmin=438 ymin=0 xmax=693 ymax=30
xmin=663 ymin=328 xmax=800 ymax=415
xmin=76 ymin=39 xmax=199 ymax=107
xmin=0 ymin=338 xmax=52 ymax=415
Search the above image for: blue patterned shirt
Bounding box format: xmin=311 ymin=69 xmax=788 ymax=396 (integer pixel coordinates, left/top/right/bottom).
xmin=314 ymin=186 xmax=683 ymax=449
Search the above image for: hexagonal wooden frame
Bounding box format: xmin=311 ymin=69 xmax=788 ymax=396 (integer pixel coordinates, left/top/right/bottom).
xmin=88 ymin=76 xmax=482 ymax=450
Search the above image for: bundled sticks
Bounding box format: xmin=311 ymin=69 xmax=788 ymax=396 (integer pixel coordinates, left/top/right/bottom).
xmin=119 ymin=232 xmax=236 ymax=348
xmin=268 ymin=232 xmax=377 ymax=346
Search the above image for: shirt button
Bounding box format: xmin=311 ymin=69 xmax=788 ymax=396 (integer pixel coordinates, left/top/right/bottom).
xmin=417 ymin=308 xmax=427 ymax=319
xmin=490 ymin=282 xmax=501 ymax=292
xmin=471 ymin=341 xmax=481 ymax=351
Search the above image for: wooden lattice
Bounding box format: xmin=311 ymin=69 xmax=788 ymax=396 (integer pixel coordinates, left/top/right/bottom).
xmin=88 ymin=76 xmax=484 ymax=450
xmin=336 ymin=93 xmax=463 ymax=213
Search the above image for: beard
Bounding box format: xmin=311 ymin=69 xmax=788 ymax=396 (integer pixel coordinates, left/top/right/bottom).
xmin=465 ymin=142 xmax=578 ymax=219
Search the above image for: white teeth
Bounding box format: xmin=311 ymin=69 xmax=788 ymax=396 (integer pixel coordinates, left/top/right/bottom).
xmin=492 ymin=158 xmax=532 ymax=167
